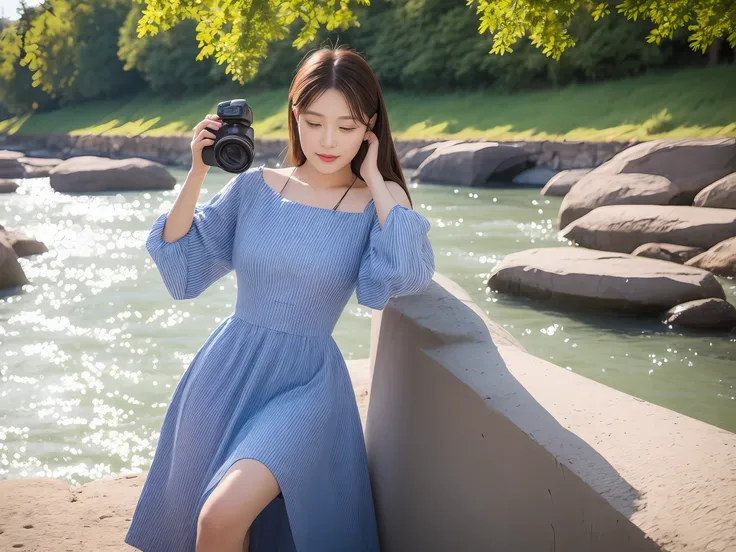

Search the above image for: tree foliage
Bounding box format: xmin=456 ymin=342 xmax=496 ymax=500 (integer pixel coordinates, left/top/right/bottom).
xmin=467 ymin=0 xmax=736 ymax=60
xmin=118 ymin=7 xmax=228 ymax=96
xmin=20 ymin=0 xmax=77 ymax=94
xmin=1 ymin=0 xmax=732 ymax=116
xmin=320 ymin=0 xmax=677 ymax=92
xmin=132 ymin=0 xmax=370 ymax=84
xmin=11 ymin=0 xmax=141 ymax=103
xmin=0 ymin=4 xmax=56 ymax=114
xmin=131 ymin=0 xmax=732 ymax=87
xmin=70 ymin=0 xmax=142 ymax=101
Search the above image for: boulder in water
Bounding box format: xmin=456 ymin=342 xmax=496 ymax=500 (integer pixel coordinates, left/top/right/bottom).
xmin=693 ymin=173 xmax=736 ymax=209
xmin=19 ymin=156 xmax=64 ymax=178
xmin=631 ymin=243 xmax=705 ymax=264
xmin=558 ymin=173 xmax=673 ymax=228
xmin=561 ymin=205 xmax=736 ymax=253
xmin=49 ymin=156 xmax=176 ymax=193
xmin=401 ymin=140 xmax=469 ymax=169
xmin=1 ymin=228 xmax=49 ymax=258
xmin=575 ymin=137 xmax=736 ymax=204
xmin=413 ymin=141 xmax=531 ymax=186
xmin=488 ymin=246 xmax=725 ymax=313
xmin=685 ymin=237 xmax=736 ymax=277
xmin=0 ymin=150 xmax=26 ymax=179
xmin=662 ymin=298 xmax=736 ymax=329
xmin=0 ymin=235 xmax=29 ymax=291
xmin=539 ymin=168 xmax=592 ymax=197
xmin=0 ymin=178 xmax=19 ymax=193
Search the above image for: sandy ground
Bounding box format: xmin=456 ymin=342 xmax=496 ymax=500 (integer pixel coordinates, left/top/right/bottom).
xmin=0 ymin=358 xmax=372 ymax=551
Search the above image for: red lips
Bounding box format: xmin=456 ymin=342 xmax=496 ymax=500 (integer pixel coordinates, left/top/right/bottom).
xmin=317 ymin=154 xmax=338 ymax=162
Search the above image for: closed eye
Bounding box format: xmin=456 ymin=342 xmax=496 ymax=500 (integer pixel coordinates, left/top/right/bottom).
xmin=306 ymin=122 xmax=356 ymax=131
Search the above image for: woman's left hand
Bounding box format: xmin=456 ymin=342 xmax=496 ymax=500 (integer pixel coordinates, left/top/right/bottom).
xmin=360 ymin=129 xmax=381 ymax=185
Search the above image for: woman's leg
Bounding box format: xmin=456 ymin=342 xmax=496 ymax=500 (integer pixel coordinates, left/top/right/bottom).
xmin=196 ymin=459 xmax=281 ymax=552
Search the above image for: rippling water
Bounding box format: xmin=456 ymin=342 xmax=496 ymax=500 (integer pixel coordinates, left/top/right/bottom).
xmin=1 ymin=165 xmax=734 ymax=485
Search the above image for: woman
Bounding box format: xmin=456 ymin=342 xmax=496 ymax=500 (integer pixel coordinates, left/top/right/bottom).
xmin=125 ymin=45 xmax=435 ymax=552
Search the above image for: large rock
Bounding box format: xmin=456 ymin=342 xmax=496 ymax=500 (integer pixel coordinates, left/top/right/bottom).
xmin=401 ymin=140 xmax=469 ymax=169
xmin=685 ymin=237 xmax=736 ymax=277
xmin=558 ymin=173 xmax=673 ymax=228
xmin=0 ymin=178 xmax=19 ymax=193
xmin=413 ymin=142 xmax=531 ymax=187
xmin=662 ymin=298 xmax=736 ymax=329
xmin=540 ymin=168 xmax=592 ymax=197
xmin=574 ymin=138 xmax=736 ymax=204
xmin=18 ymin=156 xmax=63 ymax=178
xmin=0 ymin=150 xmax=26 ymax=179
xmin=0 ymin=228 xmax=48 ymax=257
xmin=488 ymin=247 xmax=725 ymax=313
xmin=693 ymin=172 xmax=736 ymax=209
xmin=561 ymin=205 xmax=736 ymax=253
xmin=49 ymin=156 xmax=176 ymax=193
xmin=0 ymin=236 xmax=29 ymax=290
xmin=631 ymin=243 xmax=704 ymax=264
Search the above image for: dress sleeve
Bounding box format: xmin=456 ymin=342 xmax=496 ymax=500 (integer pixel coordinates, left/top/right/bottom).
xmin=356 ymin=204 xmax=435 ymax=310
xmin=145 ymin=168 xmax=251 ymax=300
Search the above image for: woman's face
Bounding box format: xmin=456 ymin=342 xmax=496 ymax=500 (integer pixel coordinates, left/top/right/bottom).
xmin=293 ymin=88 xmax=373 ymax=175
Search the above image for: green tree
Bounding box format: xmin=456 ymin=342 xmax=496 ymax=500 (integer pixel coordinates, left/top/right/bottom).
xmin=18 ymin=0 xmax=142 ymax=103
xmin=0 ymin=3 xmax=56 ymax=114
xmin=317 ymin=0 xmax=677 ymax=92
xmin=118 ymin=6 xmax=227 ymax=96
xmin=468 ymin=0 xmax=735 ymax=61
xmin=69 ymin=0 xmax=144 ymax=101
xmin=19 ymin=0 xmax=77 ymax=95
xmin=132 ymin=0 xmax=370 ymax=84
xmin=129 ymin=0 xmax=733 ymax=84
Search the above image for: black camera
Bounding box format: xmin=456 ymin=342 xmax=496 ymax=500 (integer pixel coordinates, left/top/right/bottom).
xmin=201 ymin=99 xmax=255 ymax=174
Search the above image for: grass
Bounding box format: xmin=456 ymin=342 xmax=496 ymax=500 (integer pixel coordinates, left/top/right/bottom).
xmin=1 ymin=66 xmax=735 ymax=142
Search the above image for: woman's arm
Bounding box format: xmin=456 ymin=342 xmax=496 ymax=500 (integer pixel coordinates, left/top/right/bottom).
xmin=161 ymin=165 xmax=208 ymax=243
xmin=146 ymin=168 xmax=250 ymax=301
xmin=161 ymin=114 xmax=222 ymax=243
xmin=355 ymin=179 xmax=434 ymax=310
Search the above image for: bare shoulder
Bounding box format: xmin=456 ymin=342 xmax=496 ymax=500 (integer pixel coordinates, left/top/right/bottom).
xmin=263 ymin=166 xmax=286 ymax=180
xmin=261 ymin=166 xmax=293 ymax=191
xmin=385 ymin=180 xmax=412 ymax=209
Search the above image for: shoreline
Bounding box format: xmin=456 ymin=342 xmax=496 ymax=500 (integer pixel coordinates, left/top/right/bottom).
xmin=0 ymin=132 xmax=638 ymax=171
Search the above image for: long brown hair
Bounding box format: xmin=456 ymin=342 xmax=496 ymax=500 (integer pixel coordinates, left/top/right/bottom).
xmin=284 ymin=46 xmax=413 ymax=208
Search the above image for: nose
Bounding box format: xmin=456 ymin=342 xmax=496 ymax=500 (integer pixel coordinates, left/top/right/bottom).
xmin=320 ymin=127 xmax=337 ymax=149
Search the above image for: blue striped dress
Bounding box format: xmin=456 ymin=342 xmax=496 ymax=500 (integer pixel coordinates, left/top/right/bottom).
xmin=124 ymin=164 xmax=435 ymax=551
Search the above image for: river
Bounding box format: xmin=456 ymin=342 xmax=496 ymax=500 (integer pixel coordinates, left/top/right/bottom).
xmin=1 ymin=164 xmax=734 ymax=485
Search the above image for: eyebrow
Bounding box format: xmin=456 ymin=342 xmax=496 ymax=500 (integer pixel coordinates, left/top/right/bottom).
xmin=303 ymin=109 xmax=356 ymax=121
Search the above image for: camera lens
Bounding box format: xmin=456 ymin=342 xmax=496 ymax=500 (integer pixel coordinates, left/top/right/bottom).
xmin=222 ymin=143 xmax=245 ymax=166
xmin=214 ymin=135 xmax=253 ymax=173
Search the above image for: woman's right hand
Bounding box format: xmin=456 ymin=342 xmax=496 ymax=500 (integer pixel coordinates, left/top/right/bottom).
xmin=190 ymin=114 xmax=222 ymax=172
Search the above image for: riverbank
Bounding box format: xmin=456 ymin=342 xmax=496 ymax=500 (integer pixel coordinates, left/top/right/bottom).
xmin=1 ymin=66 xmax=734 ymax=143
xmin=0 ymin=132 xmax=637 ymax=171
xmin=0 ymin=474 xmax=140 ymax=551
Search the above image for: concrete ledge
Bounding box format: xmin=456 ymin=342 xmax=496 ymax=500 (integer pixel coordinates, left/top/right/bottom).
xmin=366 ymin=272 xmax=736 ymax=552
